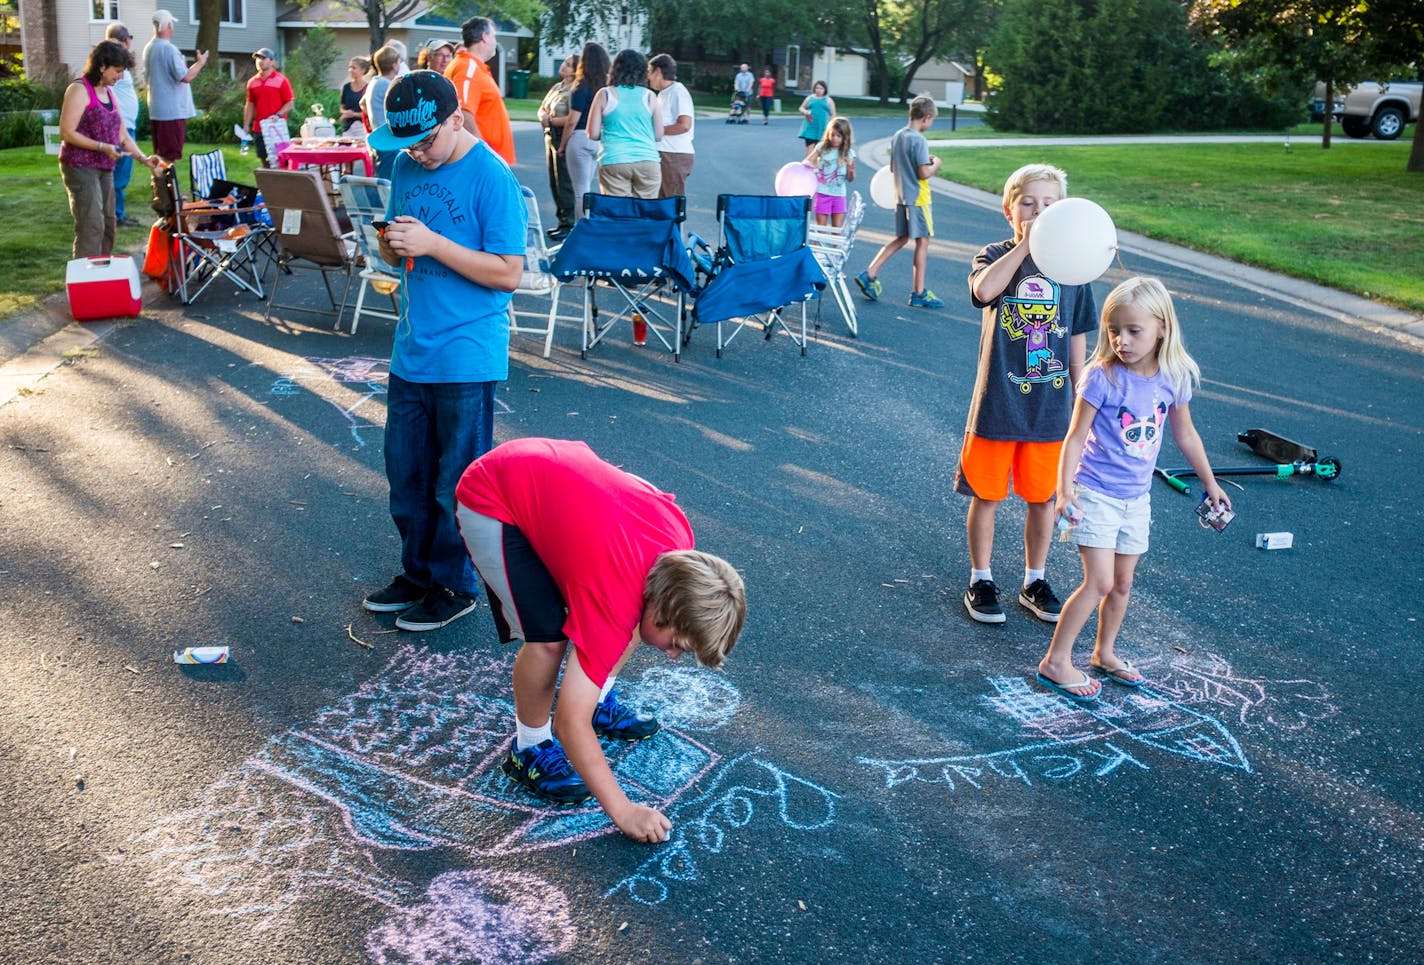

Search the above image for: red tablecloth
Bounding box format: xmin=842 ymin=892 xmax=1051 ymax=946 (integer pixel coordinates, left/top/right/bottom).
xmin=276 ymin=144 xmax=373 ymax=178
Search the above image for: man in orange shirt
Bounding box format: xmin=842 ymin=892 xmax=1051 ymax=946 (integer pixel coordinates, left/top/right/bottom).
xmin=444 ymin=16 xmax=514 ymax=164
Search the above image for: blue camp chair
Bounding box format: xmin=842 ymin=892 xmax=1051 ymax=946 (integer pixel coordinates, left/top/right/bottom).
xmin=691 ymin=195 xmax=826 ymax=357
xmin=550 ymin=194 xmax=698 ymax=361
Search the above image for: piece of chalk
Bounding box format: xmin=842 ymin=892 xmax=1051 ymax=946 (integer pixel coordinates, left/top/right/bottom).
xmin=1255 ymin=532 xmax=1293 ymax=550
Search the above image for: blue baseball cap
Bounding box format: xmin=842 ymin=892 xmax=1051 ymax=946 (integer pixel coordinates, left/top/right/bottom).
xmin=368 ymin=70 xmax=459 ymax=152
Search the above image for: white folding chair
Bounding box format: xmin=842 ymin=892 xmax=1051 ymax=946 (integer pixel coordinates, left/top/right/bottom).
xmin=806 ymin=190 xmax=864 ymax=337
xmin=509 ymin=186 xmax=579 ymax=357
xmin=337 ymin=175 xmax=401 ymax=335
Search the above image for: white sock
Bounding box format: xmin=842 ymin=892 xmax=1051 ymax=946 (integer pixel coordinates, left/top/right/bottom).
xmin=1025 ymin=568 xmax=1045 ymax=588
xmin=971 ymin=568 xmax=993 ymax=585
xmin=598 ymin=676 xmax=617 ymax=702
xmin=516 ymin=719 xmax=552 ymax=751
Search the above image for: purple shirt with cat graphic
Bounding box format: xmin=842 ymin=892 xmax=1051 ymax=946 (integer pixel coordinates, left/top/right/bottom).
xmin=1076 ymin=364 xmax=1190 ymax=499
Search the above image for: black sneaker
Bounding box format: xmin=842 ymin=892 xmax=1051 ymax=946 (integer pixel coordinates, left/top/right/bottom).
xmin=394 ymin=585 xmax=477 ymax=631
xmin=1019 ymin=579 xmax=1063 ymax=623
xmin=591 ymin=690 xmax=661 ymax=741
xmin=964 ymin=579 xmax=1006 ymax=624
xmin=500 ymin=738 xmax=591 ymax=805
xmin=362 ymin=574 xmax=426 ymax=613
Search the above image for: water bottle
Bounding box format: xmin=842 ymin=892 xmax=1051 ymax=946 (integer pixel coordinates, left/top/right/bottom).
xmin=240 ymin=138 xmax=251 ymax=156
xmin=1056 ymin=504 xmax=1082 ymax=543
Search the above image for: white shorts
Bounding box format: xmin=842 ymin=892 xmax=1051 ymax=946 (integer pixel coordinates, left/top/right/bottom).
xmin=1070 ymin=484 xmax=1151 ymax=555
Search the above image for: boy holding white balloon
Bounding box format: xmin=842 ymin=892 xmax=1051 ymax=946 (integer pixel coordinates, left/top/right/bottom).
xmin=956 ymin=163 xmax=1099 ymax=627
xmin=855 ymin=94 xmax=942 ymax=308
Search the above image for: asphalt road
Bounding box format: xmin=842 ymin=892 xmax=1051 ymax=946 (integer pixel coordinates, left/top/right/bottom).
xmin=1 ymin=113 xmax=1421 ymax=964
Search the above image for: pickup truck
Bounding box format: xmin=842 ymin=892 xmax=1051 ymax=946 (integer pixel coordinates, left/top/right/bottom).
xmin=1338 ymin=80 xmax=1421 ymax=140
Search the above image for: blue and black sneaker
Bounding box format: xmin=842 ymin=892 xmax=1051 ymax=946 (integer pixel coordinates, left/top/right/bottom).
xmin=500 ymin=739 xmax=591 ymax=805
xmin=591 ymin=690 xmax=662 ymax=742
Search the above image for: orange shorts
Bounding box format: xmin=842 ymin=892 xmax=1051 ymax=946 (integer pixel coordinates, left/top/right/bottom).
xmin=955 ymin=433 xmax=1061 ymax=503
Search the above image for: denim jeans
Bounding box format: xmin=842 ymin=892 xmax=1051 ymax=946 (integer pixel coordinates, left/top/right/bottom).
xmin=384 ymin=374 xmax=496 ymax=596
xmin=112 ymin=125 xmax=136 ymax=221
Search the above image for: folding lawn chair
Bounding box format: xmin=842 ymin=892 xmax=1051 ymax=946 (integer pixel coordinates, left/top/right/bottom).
xmin=336 ymin=175 xmax=400 ymax=335
xmin=806 ymin=190 xmax=865 ymax=338
xmin=692 ymin=194 xmax=826 ymax=357
xmin=188 ymin=147 xmax=227 ymax=202
xmin=153 ymin=162 xmax=269 ymax=306
xmin=509 ymin=186 xmax=580 ymax=358
xmin=551 ymin=193 xmax=698 ymax=361
xmin=255 ymin=168 xmax=360 ymax=326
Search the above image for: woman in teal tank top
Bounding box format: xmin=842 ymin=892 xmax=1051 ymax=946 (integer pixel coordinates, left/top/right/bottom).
xmin=586 ymin=48 xmax=664 ymax=199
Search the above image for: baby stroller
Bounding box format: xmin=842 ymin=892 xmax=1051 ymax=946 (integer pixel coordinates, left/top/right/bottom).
xmin=727 ymin=90 xmax=750 ymax=124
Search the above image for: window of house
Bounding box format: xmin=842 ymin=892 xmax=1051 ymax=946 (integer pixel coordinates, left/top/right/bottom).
xmin=190 ymin=0 xmax=244 ymax=27
xmin=91 ymin=0 xmax=119 ymax=21
xmin=217 ymin=57 xmax=237 ymax=79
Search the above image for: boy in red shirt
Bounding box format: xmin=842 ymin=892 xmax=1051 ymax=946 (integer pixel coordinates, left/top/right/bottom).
xmin=455 ymin=438 xmax=746 ymax=843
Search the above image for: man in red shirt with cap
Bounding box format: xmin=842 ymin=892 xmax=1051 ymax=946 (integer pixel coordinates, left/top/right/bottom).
xmin=244 ymin=47 xmax=294 ymax=165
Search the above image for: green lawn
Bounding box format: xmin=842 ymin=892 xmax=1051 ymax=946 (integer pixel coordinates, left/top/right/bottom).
xmin=0 ymin=143 xmax=269 ymax=318
xmin=934 ymin=140 xmax=1424 ymax=313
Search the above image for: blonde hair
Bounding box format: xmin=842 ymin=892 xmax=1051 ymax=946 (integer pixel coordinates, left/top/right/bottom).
xmin=816 ymin=115 xmax=854 ymax=157
xmin=1002 ymin=163 xmax=1067 ymax=206
xmin=908 ymin=94 xmax=937 ymax=121
xmin=643 ymin=550 xmax=746 ymax=671
xmin=1092 ymin=276 xmax=1200 ymax=396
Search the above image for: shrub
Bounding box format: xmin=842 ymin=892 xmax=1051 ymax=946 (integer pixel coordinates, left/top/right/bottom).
xmin=0 ymin=78 xmax=58 ymax=112
xmin=0 ymin=109 xmax=42 ymax=149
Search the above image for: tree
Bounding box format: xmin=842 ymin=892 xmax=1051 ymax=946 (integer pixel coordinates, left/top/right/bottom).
xmin=195 ymin=0 xmax=223 ymax=72
xmin=889 ymin=0 xmax=1001 ymax=104
xmin=1191 ymin=0 xmax=1424 ymax=170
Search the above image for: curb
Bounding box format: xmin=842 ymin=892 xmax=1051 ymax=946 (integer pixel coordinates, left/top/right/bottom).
xmin=861 ymin=136 xmax=1424 ymax=347
xmin=0 ymin=240 xmax=159 ymax=408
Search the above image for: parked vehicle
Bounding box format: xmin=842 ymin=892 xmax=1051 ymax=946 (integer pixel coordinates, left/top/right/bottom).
xmin=1337 ymin=80 xmax=1421 ymax=140
xmin=1308 ymin=82 xmax=1343 ymax=122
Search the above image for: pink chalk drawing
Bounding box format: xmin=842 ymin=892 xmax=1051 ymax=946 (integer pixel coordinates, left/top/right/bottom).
xmin=267 ymin=356 xmax=512 ymax=447
xmin=857 ymin=650 xmax=1336 ymax=794
xmin=365 ymin=870 xmax=576 ymax=964
xmin=135 ymin=645 xmax=839 ymax=945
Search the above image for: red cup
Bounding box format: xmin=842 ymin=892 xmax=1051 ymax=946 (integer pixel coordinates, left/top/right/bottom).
xmin=632 ymin=313 xmax=647 ymax=346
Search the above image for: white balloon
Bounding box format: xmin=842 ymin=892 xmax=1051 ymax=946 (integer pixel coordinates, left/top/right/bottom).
xmin=1027 ymin=198 xmax=1118 ymax=286
xmin=774 ymin=161 xmax=818 ymax=197
xmin=869 ymin=166 xmax=896 ymax=209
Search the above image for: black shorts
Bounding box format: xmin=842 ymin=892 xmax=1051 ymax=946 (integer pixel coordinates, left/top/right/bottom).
xmin=456 ymin=505 xmax=567 ymax=644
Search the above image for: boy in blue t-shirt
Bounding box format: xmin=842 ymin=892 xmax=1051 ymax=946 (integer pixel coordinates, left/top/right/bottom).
xmin=855 ymin=94 xmax=942 ymax=308
xmin=361 ymin=71 xmax=527 ymax=632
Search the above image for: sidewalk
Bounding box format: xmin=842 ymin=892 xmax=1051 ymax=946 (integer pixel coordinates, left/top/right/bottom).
xmin=861 ymin=134 xmax=1424 ymax=345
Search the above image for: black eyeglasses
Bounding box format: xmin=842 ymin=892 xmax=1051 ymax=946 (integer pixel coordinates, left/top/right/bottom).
xmin=405 ymin=122 xmax=443 ymax=155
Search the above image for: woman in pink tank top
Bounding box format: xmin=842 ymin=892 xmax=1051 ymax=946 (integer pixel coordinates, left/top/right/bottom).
xmin=59 ymin=40 xmax=158 ymax=258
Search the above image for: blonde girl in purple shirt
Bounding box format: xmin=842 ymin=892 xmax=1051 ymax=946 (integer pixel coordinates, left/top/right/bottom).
xmin=1036 ymin=276 xmax=1230 ymax=702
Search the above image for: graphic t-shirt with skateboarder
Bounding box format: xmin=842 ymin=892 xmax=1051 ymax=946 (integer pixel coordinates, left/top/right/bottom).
xmin=966 ymin=240 xmax=1098 ymax=442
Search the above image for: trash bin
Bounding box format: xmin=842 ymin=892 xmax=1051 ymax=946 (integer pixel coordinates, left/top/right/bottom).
xmin=508 ymin=69 xmax=530 ymax=99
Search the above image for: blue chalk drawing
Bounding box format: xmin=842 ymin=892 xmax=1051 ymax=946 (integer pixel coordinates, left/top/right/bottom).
xmin=859 ymin=650 xmax=1336 ymax=793
xmin=267 ymin=356 xmax=512 ymax=447
xmin=606 ymin=754 xmax=840 ymax=906
xmin=136 ymin=645 xmax=839 ymax=950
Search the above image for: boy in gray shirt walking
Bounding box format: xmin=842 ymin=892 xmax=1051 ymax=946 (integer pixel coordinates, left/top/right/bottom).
xmin=856 ymin=94 xmax=942 ymax=308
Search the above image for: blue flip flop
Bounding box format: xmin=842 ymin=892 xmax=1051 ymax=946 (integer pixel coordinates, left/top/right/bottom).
xmin=1036 ymin=671 xmax=1101 ymax=704
xmin=1091 ymin=660 xmax=1145 ymax=687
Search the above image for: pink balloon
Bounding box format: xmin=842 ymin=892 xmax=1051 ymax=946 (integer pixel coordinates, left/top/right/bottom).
xmin=775 ymin=161 xmax=818 ymax=197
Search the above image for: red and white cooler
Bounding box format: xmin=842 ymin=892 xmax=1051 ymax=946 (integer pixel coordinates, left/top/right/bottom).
xmin=66 ymin=255 xmax=143 ymax=322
